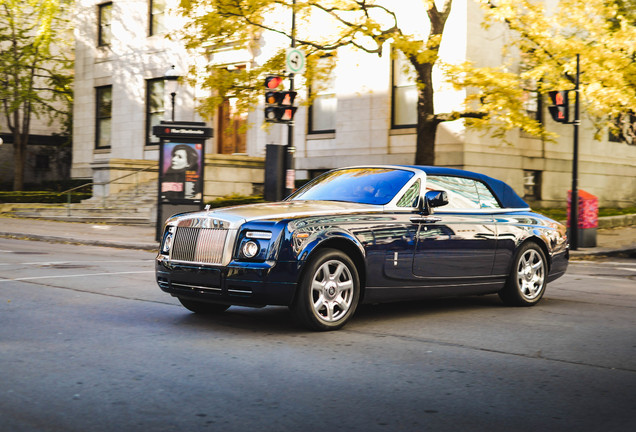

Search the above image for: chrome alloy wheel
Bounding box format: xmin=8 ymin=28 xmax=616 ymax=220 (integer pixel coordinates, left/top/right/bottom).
xmin=516 ymin=249 xmax=545 ymax=300
xmin=310 ymin=259 xmax=355 ymax=323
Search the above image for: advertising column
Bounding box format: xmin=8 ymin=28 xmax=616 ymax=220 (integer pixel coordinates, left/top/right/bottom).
xmin=153 ymin=121 xmax=213 ymax=240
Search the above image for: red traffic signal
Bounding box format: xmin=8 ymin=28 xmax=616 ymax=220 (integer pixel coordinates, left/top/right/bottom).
xmin=548 ymin=90 xmax=569 ymax=123
xmin=265 ymin=75 xmax=283 ymax=89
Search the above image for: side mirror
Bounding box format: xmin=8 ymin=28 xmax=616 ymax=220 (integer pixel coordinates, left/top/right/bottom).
xmin=419 ymin=190 xmax=448 ymax=214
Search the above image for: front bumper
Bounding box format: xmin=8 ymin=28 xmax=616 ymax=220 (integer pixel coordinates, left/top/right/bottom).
xmin=547 ymin=248 xmax=569 ymax=283
xmin=155 ymin=256 xmax=298 ymax=307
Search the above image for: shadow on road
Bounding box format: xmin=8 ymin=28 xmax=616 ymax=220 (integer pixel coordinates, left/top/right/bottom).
xmin=162 ymin=294 xmax=511 ymax=334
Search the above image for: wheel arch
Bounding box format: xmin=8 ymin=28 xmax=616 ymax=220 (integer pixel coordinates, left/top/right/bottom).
xmin=517 ymin=236 xmax=551 ymax=272
xmin=294 ymin=236 xmax=367 ymax=303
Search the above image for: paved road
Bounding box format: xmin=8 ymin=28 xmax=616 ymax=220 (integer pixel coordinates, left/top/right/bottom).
xmin=1 ymin=238 xmax=635 ymax=431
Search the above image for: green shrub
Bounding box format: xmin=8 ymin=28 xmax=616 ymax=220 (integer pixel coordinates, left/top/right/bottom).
xmin=598 ymin=207 xmax=636 ymax=217
xmin=0 ymin=191 xmax=91 ymax=203
xmin=0 ymin=179 xmax=91 ymax=192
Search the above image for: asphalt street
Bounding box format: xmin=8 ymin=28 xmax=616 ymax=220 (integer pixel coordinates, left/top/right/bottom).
xmin=0 ymin=237 xmax=635 ymax=431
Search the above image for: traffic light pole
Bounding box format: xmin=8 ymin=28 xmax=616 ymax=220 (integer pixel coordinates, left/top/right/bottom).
xmin=283 ymin=0 xmax=297 ymax=198
xmin=570 ymin=54 xmax=580 ymax=250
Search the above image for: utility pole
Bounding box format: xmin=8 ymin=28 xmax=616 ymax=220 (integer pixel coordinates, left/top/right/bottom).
xmin=283 ymin=0 xmax=297 ymax=198
xmin=570 ymin=54 xmax=580 ymax=250
xmin=548 ymin=55 xmax=581 ymax=250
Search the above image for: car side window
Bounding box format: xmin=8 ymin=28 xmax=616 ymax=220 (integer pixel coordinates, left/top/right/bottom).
xmin=425 ymin=176 xmax=481 ymax=209
xmin=475 ymin=181 xmax=501 ymax=209
xmin=397 ymin=179 xmax=421 ymax=207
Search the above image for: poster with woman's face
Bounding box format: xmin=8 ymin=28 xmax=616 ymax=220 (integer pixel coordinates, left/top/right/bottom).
xmin=160 ymin=142 xmax=203 ymax=201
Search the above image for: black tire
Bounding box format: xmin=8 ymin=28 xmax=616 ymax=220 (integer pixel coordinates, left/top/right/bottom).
xmin=291 ymin=248 xmax=360 ymax=331
xmin=178 ymin=297 xmax=230 ymax=314
xmin=499 ymin=242 xmax=548 ymax=306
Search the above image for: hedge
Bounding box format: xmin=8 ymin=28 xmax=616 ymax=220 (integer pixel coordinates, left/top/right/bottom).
xmin=0 ymin=179 xmax=91 ymax=192
xmin=0 ymin=191 xmax=92 ymax=204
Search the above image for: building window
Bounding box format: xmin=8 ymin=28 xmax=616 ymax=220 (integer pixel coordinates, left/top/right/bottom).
xmin=98 ymin=3 xmax=113 ymax=47
xmin=217 ymin=98 xmax=247 ymax=154
xmin=149 ymin=0 xmax=166 ymax=36
xmin=215 ymin=65 xmax=248 ymax=154
xmin=519 ymin=53 xmax=543 ymax=127
xmin=146 ymin=78 xmax=164 ymax=145
xmin=308 ymin=68 xmax=336 ymax=133
xmin=524 ymin=90 xmax=542 ymax=123
xmin=609 ymin=112 xmax=636 ymax=145
xmin=392 ymin=50 xmax=417 ymax=128
xmin=96 ymin=86 xmax=112 ymax=149
xmin=523 ymin=170 xmax=542 ymax=201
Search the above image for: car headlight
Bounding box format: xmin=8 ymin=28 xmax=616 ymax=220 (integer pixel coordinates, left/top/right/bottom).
xmin=241 ymin=240 xmax=260 ymax=258
xmin=161 ymin=226 xmax=176 ymax=254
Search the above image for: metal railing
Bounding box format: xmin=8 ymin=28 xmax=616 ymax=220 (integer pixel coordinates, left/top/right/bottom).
xmin=60 ymin=166 xmax=155 ymax=217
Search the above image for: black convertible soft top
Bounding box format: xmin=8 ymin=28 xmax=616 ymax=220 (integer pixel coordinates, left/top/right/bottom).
xmin=404 ymin=165 xmax=529 ymax=209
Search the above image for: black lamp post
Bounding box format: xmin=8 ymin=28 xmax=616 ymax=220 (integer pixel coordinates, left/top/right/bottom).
xmin=164 ymin=65 xmax=181 ymax=122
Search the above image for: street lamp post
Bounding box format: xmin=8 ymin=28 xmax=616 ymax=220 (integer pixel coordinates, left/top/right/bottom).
xmin=164 ymin=65 xmax=181 ymax=122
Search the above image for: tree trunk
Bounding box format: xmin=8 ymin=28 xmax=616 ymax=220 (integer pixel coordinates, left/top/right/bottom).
xmin=12 ymin=131 xmax=26 ymax=191
xmin=415 ymin=117 xmax=439 ymax=166
xmin=414 ymin=63 xmax=439 ymax=166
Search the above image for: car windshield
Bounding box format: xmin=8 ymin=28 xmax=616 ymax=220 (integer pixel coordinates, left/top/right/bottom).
xmin=288 ymin=168 xmax=415 ymax=205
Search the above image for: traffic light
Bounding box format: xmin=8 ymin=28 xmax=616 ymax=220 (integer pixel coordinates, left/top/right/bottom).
xmin=265 ymin=90 xmax=296 ymax=106
xmin=264 ymin=75 xmax=283 ymax=89
xmin=265 ymin=106 xmax=298 ymax=122
xmin=264 ymin=75 xmax=297 ymax=123
xmin=548 ymin=90 xmax=569 ymax=123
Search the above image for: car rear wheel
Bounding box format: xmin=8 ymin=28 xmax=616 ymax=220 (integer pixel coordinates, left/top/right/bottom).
xmin=291 ymin=248 xmax=360 ymax=331
xmin=178 ymin=297 xmax=230 ymax=314
xmin=499 ymin=242 xmax=547 ymax=306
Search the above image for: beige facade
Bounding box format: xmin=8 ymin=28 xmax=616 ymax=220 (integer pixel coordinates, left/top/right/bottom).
xmin=72 ymin=0 xmax=635 ymax=207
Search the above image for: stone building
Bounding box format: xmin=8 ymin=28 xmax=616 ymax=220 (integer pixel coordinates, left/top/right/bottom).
xmin=72 ymin=0 xmax=635 ymax=207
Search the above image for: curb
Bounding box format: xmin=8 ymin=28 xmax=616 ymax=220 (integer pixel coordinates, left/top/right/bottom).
xmin=598 ymin=214 xmax=636 ymax=229
xmin=558 ymin=214 xmax=635 ymax=229
xmin=570 ymin=246 xmax=636 ymax=259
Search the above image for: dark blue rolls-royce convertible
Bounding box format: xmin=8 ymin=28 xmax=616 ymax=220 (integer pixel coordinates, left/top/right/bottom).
xmin=156 ymin=165 xmax=569 ymax=330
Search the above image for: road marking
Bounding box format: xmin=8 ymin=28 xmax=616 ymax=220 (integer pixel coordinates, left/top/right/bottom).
xmin=0 ymin=260 xmax=153 ymax=266
xmin=0 ymin=270 xmax=154 ymax=283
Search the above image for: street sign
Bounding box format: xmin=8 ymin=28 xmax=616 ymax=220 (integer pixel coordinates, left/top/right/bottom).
xmin=286 ymin=48 xmax=305 ymax=75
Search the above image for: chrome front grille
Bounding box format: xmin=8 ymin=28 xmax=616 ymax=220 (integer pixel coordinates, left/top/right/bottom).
xmin=170 ymin=227 xmax=229 ymax=265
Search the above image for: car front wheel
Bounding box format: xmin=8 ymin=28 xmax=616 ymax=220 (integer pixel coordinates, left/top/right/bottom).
xmin=178 ymin=297 xmax=230 ymax=314
xmin=291 ymin=248 xmax=360 ymax=331
xmin=499 ymin=242 xmax=547 ymax=306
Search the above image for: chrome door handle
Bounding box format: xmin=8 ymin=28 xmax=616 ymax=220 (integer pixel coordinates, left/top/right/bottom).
xmin=410 ymin=216 xmax=441 ymax=224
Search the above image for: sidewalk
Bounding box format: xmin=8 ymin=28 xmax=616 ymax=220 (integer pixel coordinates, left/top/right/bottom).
xmin=571 ymin=225 xmax=636 ymax=258
xmin=0 ymin=215 xmax=634 ymax=257
xmin=0 ymin=216 xmax=159 ymax=251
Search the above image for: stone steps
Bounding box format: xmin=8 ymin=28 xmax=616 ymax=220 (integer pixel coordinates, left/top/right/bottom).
xmin=1 ymin=182 xmax=159 ymax=225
